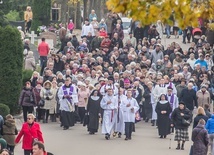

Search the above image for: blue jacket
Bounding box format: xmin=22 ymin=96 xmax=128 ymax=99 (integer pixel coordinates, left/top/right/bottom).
xmin=205 ymin=114 xmax=214 ymax=134
xmin=194 ymin=60 xmax=208 ymax=70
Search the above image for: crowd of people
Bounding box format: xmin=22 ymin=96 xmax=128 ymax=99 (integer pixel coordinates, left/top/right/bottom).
xmin=1 ymin=10 xmax=214 ymax=155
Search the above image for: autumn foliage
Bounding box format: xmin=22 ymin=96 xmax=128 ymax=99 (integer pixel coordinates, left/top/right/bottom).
xmin=106 ymin=0 xmax=214 ymax=29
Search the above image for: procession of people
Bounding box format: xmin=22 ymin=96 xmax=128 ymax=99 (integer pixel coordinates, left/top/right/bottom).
xmin=1 ymin=8 xmax=214 ymax=155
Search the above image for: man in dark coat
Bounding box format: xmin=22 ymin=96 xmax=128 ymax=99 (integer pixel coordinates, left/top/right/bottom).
xmin=180 ymin=82 xmax=198 ymax=111
xmin=91 ymin=32 xmax=103 ymax=51
xmin=111 ymin=33 xmax=123 ymax=50
xmin=134 ymin=23 xmax=144 ymax=44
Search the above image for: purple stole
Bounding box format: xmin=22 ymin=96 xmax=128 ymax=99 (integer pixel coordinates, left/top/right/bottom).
xmin=168 ymin=94 xmax=174 ymax=118
xmin=62 ymin=85 xmax=73 ymax=104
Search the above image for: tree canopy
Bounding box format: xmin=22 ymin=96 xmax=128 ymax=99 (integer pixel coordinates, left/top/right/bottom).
xmin=106 ymin=0 xmax=214 ymax=29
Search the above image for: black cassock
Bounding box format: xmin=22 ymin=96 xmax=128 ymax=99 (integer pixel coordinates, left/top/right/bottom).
xmin=155 ymin=101 xmax=172 ymax=136
xmin=87 ymin=96 xmax=101 ymax=133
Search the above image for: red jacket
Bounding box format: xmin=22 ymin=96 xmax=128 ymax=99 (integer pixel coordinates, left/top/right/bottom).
xmin=99 ymin=30 xmax=107 ymax=38
xmin=100 ymin=39 xmax=111 ymax=48
xmin=15 ymin=122 xmax=44 ymax=150
xmin=38 ymin=41 xmax=49 ymax=56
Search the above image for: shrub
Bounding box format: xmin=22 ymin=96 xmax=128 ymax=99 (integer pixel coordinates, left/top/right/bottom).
xmin=0 ymin=26 xmax=23 ymax=114
xmin=5 ymin=10 xmax=20 ymax=21
xmin=22 ymin=70 xmax=34 ymax=85
xmin=0 ymin=104 xmax=10 ymax=118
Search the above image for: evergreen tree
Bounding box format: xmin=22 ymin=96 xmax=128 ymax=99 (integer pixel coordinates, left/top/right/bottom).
xmin=0 ymin=26 xmax=23 ymax=114
xmin=31 ymin=0 xmax=51 ymax=31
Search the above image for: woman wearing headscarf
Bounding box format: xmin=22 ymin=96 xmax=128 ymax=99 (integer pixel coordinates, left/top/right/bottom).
xmin=155 ymin=94 xmax=172 ymax=138
xmin=24 ymin=51 xmax=36 ymax=71
xmin=40 ymin=80 xmax=54 ymax=123
xmin=86 ymin=90 xmax=102 ymax=134
xmin=171 ymin=101 xmax=191 ymax=150
xmin=1 ymin=114 xmax=18 ymax=155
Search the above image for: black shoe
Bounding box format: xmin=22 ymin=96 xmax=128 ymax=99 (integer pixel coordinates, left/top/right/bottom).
xmin=105 ymin=134 xmax=110 ymax=140
xmin=145 ymin=118 xmax=149 ymax=122
xmin=63 ymin=127 xmax=69 ymax=130
xmin=176 ymin=144 xmax=180 ymax=150
xmin=181 ymin=143 xmax=184 ymax=150
xmin=124 ymin=137 xmax=129 ymax=141
xmin=118 ymin=133 xmax=121 ymax=138
xmin=151 ymin=120 xmax=155 ymax=126
xmin=160 ymin=135 xmax=163 ymax=138
xmin=163 ymin=135 xmax=166 ymax=138
xmin=182 ymin=42 xmax=186 ymax=44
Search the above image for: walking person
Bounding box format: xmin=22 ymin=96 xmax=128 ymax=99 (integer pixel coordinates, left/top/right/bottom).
xmin=87 ymin=90 xmax=102 ymax=134
xmin=206 ymin=114 xmax=214 ymax=154
xmin=58 ymin=78 xmax=77 ymax=130
xmin=19 ymin=81 xmax=37 ymax=122
xmin=1 ymin=114 xmax=18 ymax=155
xmin=171 ymin=101 xmax=192 ymax=150
xmin=100 ymin=88 xmax=118 ymax=140
xmin=40 ymin=81 xmax=54 ymax=123
xmin=155 ymin=94 xmax=172 ymax=138
xmin=120 ymin=89 xmax=139 ymax=140
xmin=38 ymin=38 xmax=50 ymax=68
xmin=192 ymin=119 xmax=209 ymax=155
xmin=193 ymin=106 xmax=208 ymax=129
xmin=77 ymin=83 xmax=89 ymax=124
xmin=15 ymin=114 xmax=44 ymax=155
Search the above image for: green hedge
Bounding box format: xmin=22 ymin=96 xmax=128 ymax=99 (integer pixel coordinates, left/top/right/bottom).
xmin=0 ymin=104 xmax=10 ymax=118
xmin=0 ymin=26 xmax=23 ymax=114
xmin=22 ymin=70 xmax=34 ymax=85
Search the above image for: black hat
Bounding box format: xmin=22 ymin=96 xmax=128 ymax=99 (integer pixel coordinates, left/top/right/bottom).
xmin=179 ymin=101 xmax=185 ymax=105
xmin=167 ymin=86 xmax=173 ymax=90
xmin=108 ymin=76 xmax=114 ymax=81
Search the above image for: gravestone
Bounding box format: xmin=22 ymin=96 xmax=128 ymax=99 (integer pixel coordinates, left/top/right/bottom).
xmin=29 ymin=43 xmax=39 ymax=62
xmin=29 ymin=31 xmax=37 ymax=44
xmin=38 ymin=31 xmax=57 ymax=48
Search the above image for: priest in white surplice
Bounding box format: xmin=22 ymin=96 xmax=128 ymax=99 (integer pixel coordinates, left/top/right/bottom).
xmin=100 ymin=88 xmax=118 ymax=140
xmin=120 ymin=89 xmax=139 ymax=140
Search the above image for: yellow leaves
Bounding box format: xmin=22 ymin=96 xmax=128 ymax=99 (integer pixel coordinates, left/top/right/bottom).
xmin=68 ymin=0 xmax=80 ymax=5
xmin=106 ymin=0 xmax=214 ymax=28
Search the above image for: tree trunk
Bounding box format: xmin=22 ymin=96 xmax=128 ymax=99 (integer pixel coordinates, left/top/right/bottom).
xmin=60 ymin=0 xmax=68 ymax=24
xmin=95 ymin=0 xmax=101 ymax=21
xmin=83 ymin=0 xmax=88 ymax=20
xmin=76 ymin=1 xmax=82 ymax=29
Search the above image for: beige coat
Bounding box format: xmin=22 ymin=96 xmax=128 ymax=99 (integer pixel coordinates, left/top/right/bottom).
xmin=24 ymin=55 xmax=35 ymax=71
xmin=40 ymin=81 xmax=54 ymax=110
xmin=196 ymin=90 xmax=211 ymax=107
xmin=2 ymin=119 xmax=17 ymax=146
xmin=49 ymin=87 xmax=58 ymax=114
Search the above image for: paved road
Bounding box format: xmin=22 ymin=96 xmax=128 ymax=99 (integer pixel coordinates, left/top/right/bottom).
xmin=14 ymin=120 xmax=193 ymax=155
xmin=15 ymin=35 xmax=192 ymax=155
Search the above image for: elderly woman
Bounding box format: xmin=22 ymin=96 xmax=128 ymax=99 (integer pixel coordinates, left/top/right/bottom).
xmin=24 ymin=51 xmax=36 ymax=71
xmin=40 ymin=80 xmax=54 ymax=123
xmin=171 ymin=101 xmax=191 ymax=150
xmin=15 ymin=114 xmax=44 ymax=155
xmin=19 ymin=81 xmax=37 ymax=122
xmin=78 ymin=82 xmax=89 ymax=124
xmin=192 ymin=119 xmax=209 ymax=155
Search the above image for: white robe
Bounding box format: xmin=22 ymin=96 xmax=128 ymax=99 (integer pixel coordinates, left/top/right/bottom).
xmin=151 ymin=88 xmax=157 ymax=120
xmin=114 ymin=94 xmax=126 ymax=133
xmin=153 ymin=85 xmax=167 ymax=103
xmin=165 ymin=82 xmax=177 ymax=95
xmin=100 ymin=84 xmax=118 ymax=96
xmin=166 ymin=94 xmax=179 ymax=111
xmin=101 ymin=95 xmax=118 ymax=134
xmin=58 ymin=84 xmax=78 ymax=112
xmin=120 ymin=97 xmax=139 ymax=123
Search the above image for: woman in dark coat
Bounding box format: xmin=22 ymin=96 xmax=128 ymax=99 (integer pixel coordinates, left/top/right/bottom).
xmin=192 ymin=119 xmax=209 ymax=155
xmin=171 ymin=101 xmax=192 ymax=150
xmin=193 ymin=106 xmax=208 ymax=129
xmin=87 ymin=90 xmax=101 ymax=134
xmin=53 ymin=55 xmax=64 ymax=74
xmin=155 ymin=94 xmax=172 ymax=138
xmin=143 ymin=82 xmax=152 ymax=122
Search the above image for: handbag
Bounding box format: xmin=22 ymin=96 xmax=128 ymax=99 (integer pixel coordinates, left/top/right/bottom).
xmin=38 ymin=99 xmax=45 ymax=107
xmin=181 ymin=118 xmax=190 ymax=127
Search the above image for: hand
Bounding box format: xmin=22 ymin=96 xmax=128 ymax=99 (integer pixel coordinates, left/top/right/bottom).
xmin=126 ymin=103 xmax=131 ymax=107
xmin=131 ymin=108 xmax=134 ymax=113
xmin=107 ymin=101 xmax=112 ymax=104
xmin=180 ymin=113 xmax=184 ymax=116
xmin=171 ymin=124 xmax=174 ymax=127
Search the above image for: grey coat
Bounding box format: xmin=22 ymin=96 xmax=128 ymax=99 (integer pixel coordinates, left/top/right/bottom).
xmin=151 ymin=50 xmax=164 ymax=64
xmin=192 ymin=124 xmax=209 ymax=155
xmin=19 ymin=87 xmax=37 ymax=106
